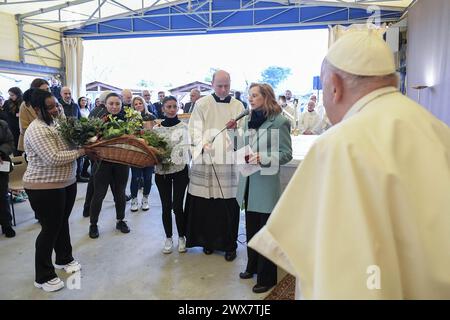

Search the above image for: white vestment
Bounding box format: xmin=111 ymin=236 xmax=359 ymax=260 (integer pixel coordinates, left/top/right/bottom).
xmin=249 ymin=87 xmax=450 ymax=299
xmin=298 ymin=111 xmax=321 ymax=134
xmin=188 ymin=94 xmax=244 ymax=199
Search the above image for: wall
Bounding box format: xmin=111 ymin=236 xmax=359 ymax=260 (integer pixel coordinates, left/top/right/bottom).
xmin=0 ymin=11 xmax=61 ymax=70
xmin=407 ymin=0 xmax=450 ymax=126
xmin=22 ymin=23 xmax=62 ymax=69
xmin=0 ymin=12 xmax=19 ymax=61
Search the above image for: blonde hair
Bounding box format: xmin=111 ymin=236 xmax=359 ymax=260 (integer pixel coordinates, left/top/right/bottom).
xmin=249 ymin=83 xmax=281 ymax=117
xmin=132 ymin=96 xmax=148 ymax=113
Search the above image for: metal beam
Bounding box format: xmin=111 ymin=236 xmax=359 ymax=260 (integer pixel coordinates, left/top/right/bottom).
xmin=0 ymin=59 xmax=62 ymax=76
xmin=23 ymin=41 xmax=61 ymax=52
xmin=23 ymin=33 xmax=61 ymax=59
xmin=20 ymin=0 xmax=94 ymax=19
xmin=16 ymin=14 xmax=24 ymax=63
xmin=78 ymin=0 xmax=107 ymax=28
xmin=21 ymin=31 xmax=60 ymax=42
xmin=61 ymin=0 xmax=186 ymax=31
xmin=24 ymin=53 xmax=61 ymax=62
xmin=66 ymin=15 xmax=400 ymax=38
xmin=0 ymin=0 xmax=63 ymax=5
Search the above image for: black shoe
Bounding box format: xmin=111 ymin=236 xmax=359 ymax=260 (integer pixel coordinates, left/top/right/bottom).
xmin=89 ymin=224 xmax=99 ymax=239
xmin=239 ymin=271 xmax=254 ymax=279
xmin=203 ymin=247 xmax=213 ymax=255
xmin=116 ymin=220 xmax=130 ymax=233
xmin=1 ymin=225 xmax=16 ymax=238
xmin=225 ymin=251 xmax=237 ymax=262
xmin=82 ymin=210 xmax=90 ymax=218
xmin=76 ymin=176 xmax=89 ymax=183
xmin=252 ymin=284 xmax=274 ymax=294
xmin=125 ymin=194 xmax=132 ymax=202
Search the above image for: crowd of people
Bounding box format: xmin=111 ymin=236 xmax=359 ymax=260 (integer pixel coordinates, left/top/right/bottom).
xmin=0 ymin=71 xmax=296 ymax=294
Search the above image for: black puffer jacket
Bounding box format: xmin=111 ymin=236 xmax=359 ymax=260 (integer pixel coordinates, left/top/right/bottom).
xmin=0 ymin=119 xmax=14 ymax=162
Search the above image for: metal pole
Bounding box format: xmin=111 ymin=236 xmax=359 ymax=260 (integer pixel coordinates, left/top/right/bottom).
xmin=16 ymin=14 xmax=24 ymax=63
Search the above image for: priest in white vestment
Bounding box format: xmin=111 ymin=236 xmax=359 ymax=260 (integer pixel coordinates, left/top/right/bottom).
xmin=186 ymin=70 xmax=245 ymax=261
xmin=298 ymin=101 xmax=321 ymax=135
xmin=249 ymin=30 xmax=450 ymax=299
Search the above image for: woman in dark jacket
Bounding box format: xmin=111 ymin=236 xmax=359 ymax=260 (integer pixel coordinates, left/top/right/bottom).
xmin=0 ymin=118 xmax=15 ymax=238
xmin=3 ymin=87 xmax=23 ymax=155
xmin=87 ymin=93 xmax=130 ymax=239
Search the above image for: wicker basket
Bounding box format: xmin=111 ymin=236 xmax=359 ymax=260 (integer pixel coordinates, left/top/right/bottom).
xmin=85 ymin=135 xmax=160 ymax=168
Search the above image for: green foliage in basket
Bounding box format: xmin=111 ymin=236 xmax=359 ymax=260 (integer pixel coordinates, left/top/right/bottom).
xmin=56 ymin=116 xmax=104 ymax=147
xmin=57 ymin=108 xmax=173 ymax=168
xmin=140 ymin=130 xmax=173 ymax=170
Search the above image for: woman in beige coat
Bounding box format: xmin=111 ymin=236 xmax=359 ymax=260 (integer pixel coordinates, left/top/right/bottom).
xmin=18 ymin=79 xmax=50 ymax=152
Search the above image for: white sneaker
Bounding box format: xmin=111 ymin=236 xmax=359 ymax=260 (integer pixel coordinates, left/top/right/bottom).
xmin=55 ymin=260 xmax=82 ymax=274
xmin=141 ymin=196 xmax=149 ymax=211
xmin=34 ymin=277 xmax=64 ymax=292
xmin=178 ymin=236 xmax=187 ymax=253
xmin=162 ymin=237 xmax=173 ymax=254
xmin=130 ymin=198 xmax=139 ymax=212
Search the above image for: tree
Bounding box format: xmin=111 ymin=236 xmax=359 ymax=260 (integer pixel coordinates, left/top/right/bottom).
xmin=136 ymin=79 xmax=154 ymax=88
xmin=204 ymin=67 xmax=219 ymax=83
xmin=260 ymin=66 xmax=292 ymax=89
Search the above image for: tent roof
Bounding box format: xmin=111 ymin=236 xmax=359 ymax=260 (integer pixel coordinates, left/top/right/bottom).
xmin=1 ymin=0 xmax=413 ymax=39
xmin=169 ymin=81 xmax=212 ymax=94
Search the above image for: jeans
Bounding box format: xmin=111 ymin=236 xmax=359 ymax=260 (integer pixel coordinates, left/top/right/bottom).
xmin=130 ymin=166 xmax=154 ymax=198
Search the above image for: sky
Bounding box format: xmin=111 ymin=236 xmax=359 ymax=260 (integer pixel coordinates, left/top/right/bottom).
xmin=82 ymin=28 xmax=328 ymax=98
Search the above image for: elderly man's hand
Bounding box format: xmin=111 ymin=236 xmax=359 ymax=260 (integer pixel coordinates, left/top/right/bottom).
xmin=225 ymin=119 xmax=237 ymax=129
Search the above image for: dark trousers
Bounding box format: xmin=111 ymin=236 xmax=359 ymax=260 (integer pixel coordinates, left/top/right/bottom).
xmin=0 ymin=172 xmax=12 ymax=227
xmin=89 ymin=161 xmax=129 ymax=225
xmin=26 ymin=183 xmax=77 ymax=284
xmin=83 ymin=162 xmax=116 ymax=217
xmin=155 ymin=166 xmax=189 ymax=238
xmin=245 ymin=211 xmax=277 ymax=287
xmin=0 ymin=173 xmax=12 ymax=227
xmin=81 ymin=156 xmax=90 ymax=177
xmin=76 ymin=158 xmax=82 ymax=177
xmin=130 ymin=166 xmax=154 ymax=198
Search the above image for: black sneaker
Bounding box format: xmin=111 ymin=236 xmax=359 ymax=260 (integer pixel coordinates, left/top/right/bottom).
xmin=203 ymin=247 xmax=213 ymax=255
xmin=225 ymin=251 xmax=237 ymax=262
xmin=89 ymin=224 xmax=99 ymax=239
xmin=1 ymin=225 xmax=16 ymax=238
xmin=116 ymin=220 xmax=130 ymax=233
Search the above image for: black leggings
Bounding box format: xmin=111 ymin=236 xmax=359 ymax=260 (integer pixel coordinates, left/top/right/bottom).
xmin=155 ymin=166 xmax=189 ymax=238
xmin=26 ymin=183 xmax=77 ymax=284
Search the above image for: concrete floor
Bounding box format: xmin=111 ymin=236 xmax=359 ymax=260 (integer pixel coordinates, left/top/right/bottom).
xmin=0 ymin=178 xmax=283 ymax=300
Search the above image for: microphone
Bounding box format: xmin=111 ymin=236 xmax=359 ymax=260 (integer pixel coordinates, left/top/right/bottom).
xmin=210 ymin=109 xmax=250 ymax=144
xmin=232 ymin=109 xmax=250 ymax=123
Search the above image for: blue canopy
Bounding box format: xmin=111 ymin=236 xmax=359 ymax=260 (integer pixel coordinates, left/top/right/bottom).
xmin=63 ymin=0 xmax=404 ymax=40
